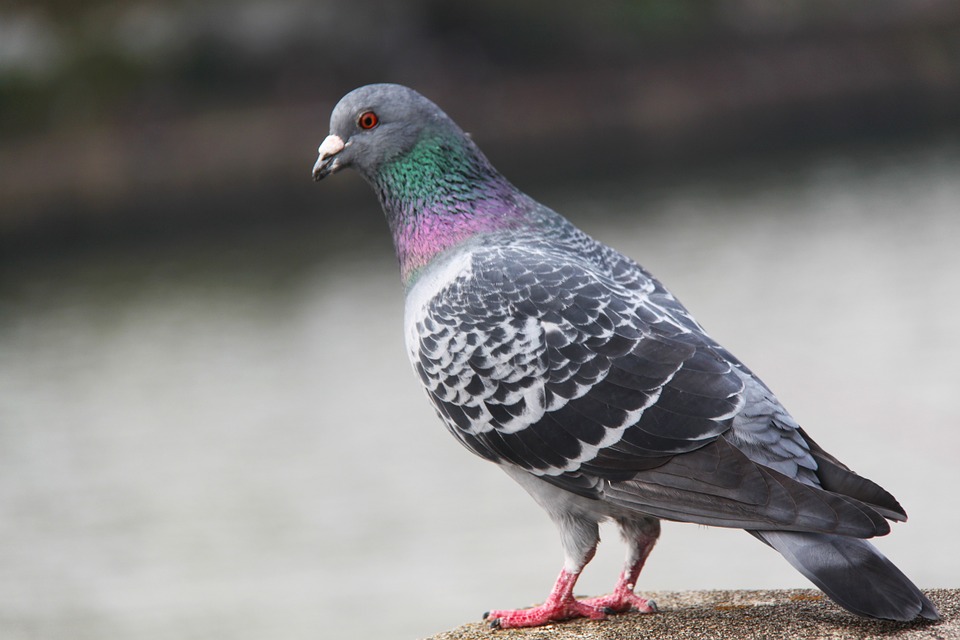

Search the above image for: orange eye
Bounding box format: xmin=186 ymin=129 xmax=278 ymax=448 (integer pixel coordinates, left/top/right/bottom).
xmin=358 ymin=110 xmax=379 ymax=130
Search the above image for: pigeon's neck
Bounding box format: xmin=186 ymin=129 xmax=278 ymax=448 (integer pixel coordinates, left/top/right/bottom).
xmin=371 ymin=133 xmax=531 ymax=287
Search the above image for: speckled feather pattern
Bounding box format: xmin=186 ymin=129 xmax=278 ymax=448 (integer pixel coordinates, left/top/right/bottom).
xmin=403 ymin=219 xmax=894 ymax=536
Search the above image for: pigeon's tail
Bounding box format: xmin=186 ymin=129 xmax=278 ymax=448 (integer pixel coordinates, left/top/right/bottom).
xmin=752 ymin=530 xmax=939 ymax=622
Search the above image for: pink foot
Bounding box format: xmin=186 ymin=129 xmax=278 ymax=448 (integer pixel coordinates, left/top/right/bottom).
xmin=580 ymin=557 xmax=659 ymax=615
xmin=580 ymin=589 xmax=658 ymax=614
xmin=484 ymin=596 xmax=608 ymax=629
xmin=483 ymin=568 xmax=611 ymax=629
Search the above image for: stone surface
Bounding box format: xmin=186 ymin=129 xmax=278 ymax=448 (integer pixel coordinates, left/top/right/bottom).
xmin=424 ymin=589 xmax=957 ymax=640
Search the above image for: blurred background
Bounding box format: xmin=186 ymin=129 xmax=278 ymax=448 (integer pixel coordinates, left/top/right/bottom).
xmin=1 ymin=1 xmax=959 ymax=638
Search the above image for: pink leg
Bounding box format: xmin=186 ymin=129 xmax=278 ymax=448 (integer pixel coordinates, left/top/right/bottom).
xmin=579 ymin=561 xmax=658 ymax=614
xmin=580 ymin=517 xmax=660 ymax=614
xmin=484 ymin=568 xmax=609 ymax=629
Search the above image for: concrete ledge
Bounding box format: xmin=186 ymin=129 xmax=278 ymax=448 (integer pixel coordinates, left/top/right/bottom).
xmin=425 ymin=589 xmax=956 ymax=640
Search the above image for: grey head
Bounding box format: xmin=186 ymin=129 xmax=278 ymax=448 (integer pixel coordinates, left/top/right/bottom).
xmin=312 ymin=83 xmax=462 ymax=183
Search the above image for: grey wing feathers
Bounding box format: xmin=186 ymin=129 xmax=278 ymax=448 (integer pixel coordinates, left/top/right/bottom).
xmin=410 ymin=244 xmax=898 ymax=537
xmin=602 ymin=438 xmax=890 ymax=536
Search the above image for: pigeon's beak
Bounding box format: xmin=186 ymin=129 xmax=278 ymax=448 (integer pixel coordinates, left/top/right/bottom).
xmin=312 ymin=134 xmax=346 ymax=181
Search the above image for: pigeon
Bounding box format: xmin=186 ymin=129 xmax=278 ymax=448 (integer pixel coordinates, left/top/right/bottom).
xmin=312 ymin=83 xmax=939 ymax=628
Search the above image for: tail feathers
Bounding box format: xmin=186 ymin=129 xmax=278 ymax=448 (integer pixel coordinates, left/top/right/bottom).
xmin=752 ymin=530 xmax=939 ymax=622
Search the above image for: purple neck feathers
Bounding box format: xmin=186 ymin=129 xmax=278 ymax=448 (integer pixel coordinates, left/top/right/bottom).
xmin=370 ymin=133 xmax=533 ymax=286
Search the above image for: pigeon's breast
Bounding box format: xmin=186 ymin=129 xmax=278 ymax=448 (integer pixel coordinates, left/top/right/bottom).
xmin=403 ymin=249 xmax=476 ymax=367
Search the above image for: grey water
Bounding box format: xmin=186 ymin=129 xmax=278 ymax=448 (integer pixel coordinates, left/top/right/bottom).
xmin=1 ymin=137 xmax=959 ymax=639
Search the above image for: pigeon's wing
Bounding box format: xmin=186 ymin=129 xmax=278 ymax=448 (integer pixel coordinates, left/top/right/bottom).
xmin=408 ymin=245 xmax=892 ymax=536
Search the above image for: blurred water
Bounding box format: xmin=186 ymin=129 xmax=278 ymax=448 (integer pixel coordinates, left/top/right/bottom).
xmin=1 ymin=138 xmax=959 ymax=639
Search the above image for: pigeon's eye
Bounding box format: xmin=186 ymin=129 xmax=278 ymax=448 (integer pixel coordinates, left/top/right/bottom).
xmin=358 ymin=111 xmax=379 ymax=130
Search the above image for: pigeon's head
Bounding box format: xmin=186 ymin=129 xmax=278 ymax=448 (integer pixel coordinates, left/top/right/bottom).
xmin=312 ymin=83 xmax=459 ymax=183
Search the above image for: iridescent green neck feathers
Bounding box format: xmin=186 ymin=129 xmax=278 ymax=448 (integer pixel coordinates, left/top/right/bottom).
xmin=371 ymin=130 xmax=531 ymax=286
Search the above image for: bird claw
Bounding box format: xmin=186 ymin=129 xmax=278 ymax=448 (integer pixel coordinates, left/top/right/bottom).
xmin=579 ymin=591 xmax=659 ymax=615
xmin=482 ymin=611 xmax=499 ymax=629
